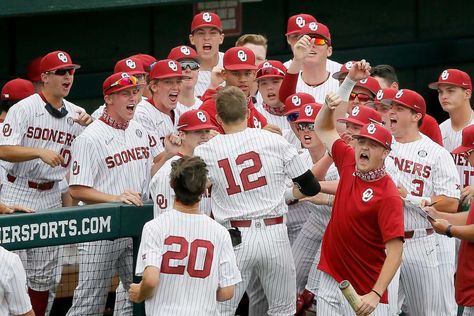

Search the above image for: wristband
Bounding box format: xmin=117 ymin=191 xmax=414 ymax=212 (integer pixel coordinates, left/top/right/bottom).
xmin=371 ymin=289 xmax=382 ymax=299
xmin=337 ymin=76 xmax=356 ymax=102
xmin=284 ymin=187 xmax=297 ymax=205
xmin=405 ymin=194 xmax=431 ymax=206
xmin=446 ymin=224 xmax=453 ymax=238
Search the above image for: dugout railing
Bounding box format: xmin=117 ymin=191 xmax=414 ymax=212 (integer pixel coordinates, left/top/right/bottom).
xmin=0 ymin=203 xmax=153 ymax=316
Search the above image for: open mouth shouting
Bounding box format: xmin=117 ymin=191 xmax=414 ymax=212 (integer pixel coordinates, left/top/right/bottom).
xmin=169 ymin=91 xmax=179 ymax=103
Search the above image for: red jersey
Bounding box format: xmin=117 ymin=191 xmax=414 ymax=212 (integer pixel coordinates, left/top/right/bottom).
xmin=199 ymin=88 xmax=267 ymax=134
xmin=456 ymin=203 xmax=474 ymax=306
xmin=318 ymin=139 xmax=404 ymax=303
xmin=420 ymin=114 xmax=443 ymax=146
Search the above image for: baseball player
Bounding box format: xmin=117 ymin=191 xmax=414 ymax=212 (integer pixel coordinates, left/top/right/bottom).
xmin=425 ymin=124 xmax=474 ymax=316
xmin=371 ymin=64 xmax=443 ymax=145
xmin=283 ymin=13 xmax=341 ymax=73
xmin=189 ymin=12 xmax=225 ymax=97
xmin=130 ymin=156 xmax=241 ymax=315
xmin=314 ymin=62 xmax=404 ymax=315
xmin=279 ymin=22 xmax=341 ymax=107
xmin=149 ymin=109 xmax=217 ymax=217
xmin=383 ymin=88 xmax=460 ymax=315
xmin=194 ymin=86 xmax=320 ymax=315
xmin=0 ymin=50 xmax=91 ymax=316
xmin=167 ymin=45 xmax=203 ymax=112
xmin=198 ymin=47 xmax=268 ymax=134
xmin=0 ymin=246 xmax=34 ymax=316
xmin=66 ymin=72 xmax=156 ymax=316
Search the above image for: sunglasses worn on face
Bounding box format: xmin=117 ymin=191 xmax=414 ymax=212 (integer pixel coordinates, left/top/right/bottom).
xmin=180 ymin=61 xmax=200 ymax=71
xmin=350 ymin=92 xmax=373 ymax=102
xmin=297 ymin=123 xmax=315 ymax=131
xmin=48 ymin=68 xmax=75 ymax=76
xmin=107 ymin=76 xmax=138 ymax=91
xmin=297 ymin=35 xmax=328 ymax=46
xmin=286 ymin=112 xmax=299 ymax=122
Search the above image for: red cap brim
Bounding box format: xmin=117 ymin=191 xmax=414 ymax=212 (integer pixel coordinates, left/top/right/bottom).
xmin=352 ymin=134 xmax=391 ymax=150
xmin=179 ymin=123 xmax=218 ymax=132
xmin=224 ymin=64 xmax=258 ymax=71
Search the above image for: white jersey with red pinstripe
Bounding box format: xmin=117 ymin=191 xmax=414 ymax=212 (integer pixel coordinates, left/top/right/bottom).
xmin=175 ymin=98 xmax=203 ymax=117
xmin=194 ymin=52 xmax=224 ymax=98
xmin=440 ymin=117 xmax=474 ymax=189
xmin=149 ymin=155 xmax=212 ymax=218
xmin=136 ymin=209 xmax=241 ymax=316
xmin=284 ymin=59 xmax=342 ymax=74
xmin=294 ymin=73 xmax=340 ymax=104
xmin=0 ymin=247 xmax=32 ymax=316
xmin=194 ymin=127 xmax=309 ymax=223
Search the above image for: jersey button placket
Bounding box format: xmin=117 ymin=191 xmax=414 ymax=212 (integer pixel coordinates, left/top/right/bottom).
xmin=255 ymin=221 xmax=261 ymax=228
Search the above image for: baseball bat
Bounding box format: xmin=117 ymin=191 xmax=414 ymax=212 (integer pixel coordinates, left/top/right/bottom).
xmin=339 ymin=280 xmax=361 ymax=312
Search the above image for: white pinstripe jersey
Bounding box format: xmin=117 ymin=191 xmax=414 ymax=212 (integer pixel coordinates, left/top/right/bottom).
xmin=149 ymin=155 xmax=212 ymax=217
xmin=194 ymin=128 xmax=309 ymax=223
xmin=0 ymin=94 xmax=86 ymax=182
xmin=283 ymin=58 xmax=342 ymax=74
xmin=136 ymin=209 xmax=241 ymax=316
xmin=390 ymin=134 xmax=460 ymax=230
xmin=0 ymin=247 xmax=32 ymax=316
xmin=69 ymin=120 xmax=155 ymax=199
xmin=175 ymin=98 xmax=203 ymax=118
xmin=440 ymin=117 xmax=474 ymax=188
xmin=194 ymin=52 xmax=224 ymax=98
xmin=294 ymin=73 xmax=340 ymax=104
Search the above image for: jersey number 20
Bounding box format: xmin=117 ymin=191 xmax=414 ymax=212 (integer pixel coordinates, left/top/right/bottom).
xmin=161 ymin=236 xmax=214 ymax=278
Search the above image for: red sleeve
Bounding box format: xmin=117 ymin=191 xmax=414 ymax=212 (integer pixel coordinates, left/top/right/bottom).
xmin=331 ymin=138 xmax=355 ymax=173
xmin=378 ymin=192 xmax=405 ymax=243
xmin=200 ymin=88 xmax=218 ymax=102
xmin=199 ymin=99 xmax=224 ymax=134
xmin=279 ymin=72 xmax=299 ymax=103
xmin=420 ymin=114 xmax=443 ymax=146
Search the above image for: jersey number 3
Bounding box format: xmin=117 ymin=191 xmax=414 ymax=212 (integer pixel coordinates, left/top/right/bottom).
xmin=161 ymin=236 xmax=214 ymax=278
xmin=218 ymin=151 xmax=267 ymax=195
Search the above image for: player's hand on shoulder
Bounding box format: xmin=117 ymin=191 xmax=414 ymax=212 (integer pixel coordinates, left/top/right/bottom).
xmin=293 ymin=35 xmax=313 ymax=61
xmin=128 ymin=283 xmax=144 ymax=303
xmin=262 ymin=124 xmax=282 ymax=135
xmin=355 ymin=291 xmax=380 ymax=316
xmin=324 ymin=92 xmax=342 ymax=110
xmin=74 ymin=110 xmax=93 ymax=126
xmin=37 ymin=148 xmax=64 ymax=167
xmin=117 ymin=190 xmax=144 ymax=207
xmin=210 ymin=66 xmax=225 ymax=89
xmin=347 ymin=59 xmax=371 ymax=82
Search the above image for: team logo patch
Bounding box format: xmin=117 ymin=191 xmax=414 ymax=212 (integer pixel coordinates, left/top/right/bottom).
xmin=296 ymin=16 xmax=305 ymax=28
xmin=202 ymin=12 xmax=212 ymax=22
xmin=237 ymin=50 xmax=248 ymax=62
xmin=156 ymin=194 xmax=168 ymax=209
xmin=308 ymin=22 xmax=318 ymax=31
xmin=136 ymin=129 xmax=143 ymax=138
xmin=376 ymin=90 xmax=384 ymax=100
xmin=197 ymin=111 xmax=207 ymax=122
xmin=126 ymin=59 xmax=136 ymax=69
xmin=2 ymin=123 xmax=12 ymax=137
xmin=148 ymin=135 xmax=157 ymax=147
xmin=367 ymin=123 xmax=377 ymax=134
xmin=345 ymin=61 xmax=353 ymax=69
xmin=441 ymin=69 xmax=449 ymax=80
xmin=57 ymin=52 xmax=68 ymax=63
xmin=291 ymin=95 xmax=301 ymax=106
xmin=304 ymin=105 xmax=313 ymax=117
xmin=67 ymin=117 xmax=74 ymax=126
xmin=253 ymin=117 xmax=262 ymax=129
xmin=352 ymin=106 xmax=360 ymax=116
xmin=72 ymin=161 xmax=81 ymax=175
xmin=168 ymin=60 xmax=178 ymax=72
xmin=121 ymin=72 xmax=130 ymax=79
xmin=362 ymin=188 xmax=374 ymax=202
xmin=359 ymin=78 xmax=368 ymax=84
xmin=418 ymin=150 xmax=428 ymax=157
xmin=262 ymin=61 xmax=271 ymax=68
xmin=395 ymin=89 xmax=404 ymax=99
xmin=180 ymin=46 xmax=191 ymax=55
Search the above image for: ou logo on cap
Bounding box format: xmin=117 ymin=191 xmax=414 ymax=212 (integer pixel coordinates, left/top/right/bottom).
xmin=362 ymin=188 xmax=374 ymax=202
xmin=121 ymin=72 xmax=130 ymax=79
xmin=359 ymin=78 xmax=368 ymax=84
xmin=296 ymin=16 xmax=305 ymax=28
xmin=304 ymin=105 xmax=313 ymax=117
xmin=168 ymin=60 xmax=178 ymax=71
xmin=262 ymin=61 xmax=271 ymax=68
xmin=126 ymin=59 xmax=136 ymax=69
xmin=202 ymin=12 xmax=212 ymax=22
xmin=441 ymin=69 xmax=449 ymax=80
xmin=197 ymin=111 xmax=207 ymax=122
xmin=291 ymin=95 xmax=301 ymax=106
xmin=367 ymin=123 xmax=377 ymax=134
xmin=345 ymin=61 xmax=353 ymax=69
xmin=376 ymin=90 xmax=384 ymax=100
xmin=237 ymin=50 xmax=247 ymax=62
xmin=395 ymin=89 xmax=404 ymax=99
xmin=352 ymin=106 xmax=360 ymax=116
xmin=309 ymin=22 xmax=318 ymax=31
xmin=57 ymin=52 xmax=68 ymax=63
xmin=180 ymin=46 xmax=191 ymax=55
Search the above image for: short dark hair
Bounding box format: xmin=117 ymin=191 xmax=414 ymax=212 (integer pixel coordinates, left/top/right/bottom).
xmin=170 ymin=156 xmax=208 ymax=206
xmin=216 ymin=86 xmax=247 ymax=124
xmin=370 ymin=64 xmax=399 ymax=85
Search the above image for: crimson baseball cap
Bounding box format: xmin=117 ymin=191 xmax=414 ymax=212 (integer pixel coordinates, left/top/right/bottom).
xmin=353 ymin=123 xmax=392 ymax=150
xmin=177 ymin=109 xmax=217 ymax=132
xmin=338 ymin=105 xmax=383 ymax=126
xmin=452 ymin=125 xmax=474 ymax=154
xmin=1 ymin=78 xmax=35 ymax=101
xmin=114 ymin=57 xmax=147 ymax=76
xmin=332 ymin=61 xmax=355 ymax=80
xmin=130 ymin=54 xmax=157 ymax=72
xmin=355 ymin=77 xmax=381 ymax=96
xmin=40 ymin=51 xmax=80 ymax=73
xmin=168 ymin=46 xmax=199 ymax=62
xmin=390 ymin=89 xmax=426 ymax=117
xmin=284 ymin=92 xmax=315 ymax=115
xmin=428 ymin=69 xmax=472 ymax=90
xmin=27 ymin=56 xmax=43 ymax=82
xmin=191 ymin=12 xmax=222 ymax=33
xmin=375 ymin=88 xmax=397 ymax=105
xmin=286 ymin=13 xmax=317 ymax=36
xmin=294 ymin=103 xmax=322 ymax=123
xmin=300 ymin=21 xmax=332 ymax=46
xmin=223 ymin=47 xmax=257 ymax=71
xmin=149 ymin=59 xmax=189 ymax=80
xmin=102 ymin=72 xmax=142 ymax=96
xmin=256 ymin=60 xmax=286 ymax=80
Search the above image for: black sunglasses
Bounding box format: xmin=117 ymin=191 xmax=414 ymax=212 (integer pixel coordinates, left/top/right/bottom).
xmin=47 ymin=68 xmax=75 ymax=76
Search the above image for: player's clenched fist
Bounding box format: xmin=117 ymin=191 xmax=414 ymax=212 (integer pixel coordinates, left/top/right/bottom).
xmin=73 ymin=110 xmax=93 ymax=126
xmin=209 ymin=65 xmax=225 ymax=89
xmin=37 ymin=148 xmax=65 ymax=167
xmin=324 ymin=91 xmax=342 ymax=110
xmin=116 ymin=190 xmax=143 ymax=206
xmin=347 ymin=59 xmax=371 ymax=82
xmin=128 ymin=283 xmax=144 ymax=303
xmin=293 ymin=35 xmax=314 ymax=61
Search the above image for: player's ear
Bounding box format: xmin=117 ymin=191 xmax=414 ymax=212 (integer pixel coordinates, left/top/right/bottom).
xmin=219 ymin=32 xmax=225 ymax=45
xmin=104 ymin=94 xmax=112 ymax=105
xmin=149 ymin=80 xmax=159 ymax=94
xmin=40 ymin=73 xmax=49 ymax=84
xmin=216 ymin=114 xmax=223 ymax=125
xmin=189 ymin=33 xmax=195 ymax=46
xmin=381 ymin=149 xmax=390 ymax=160
xmin=465 ymin=88 xmax=472 ymax=100
xmin=327 ymin=46 xmax=333 ymax=57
